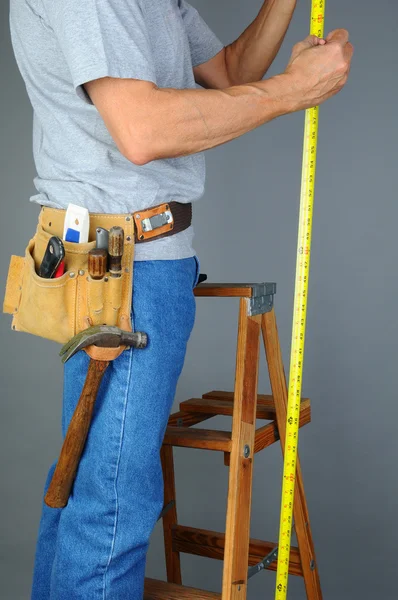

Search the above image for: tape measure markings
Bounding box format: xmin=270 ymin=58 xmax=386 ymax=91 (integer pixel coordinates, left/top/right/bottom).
xmin=274 ymin=1 xmax=326 ymax=599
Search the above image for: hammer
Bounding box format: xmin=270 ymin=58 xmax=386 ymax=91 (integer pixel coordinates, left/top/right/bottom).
xmin=44 ymin=326 xmax=147 ymax=508
xmin=45 ymin=228 xmax=147 ymax=508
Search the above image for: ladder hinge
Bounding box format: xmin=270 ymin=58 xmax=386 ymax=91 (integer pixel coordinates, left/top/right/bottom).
xmin=248 ymin=283 xmax=276 ymax=316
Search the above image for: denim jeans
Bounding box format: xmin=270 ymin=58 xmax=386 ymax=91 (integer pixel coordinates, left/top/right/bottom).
xmin=31 ymin=255 xmax=201 ymax=600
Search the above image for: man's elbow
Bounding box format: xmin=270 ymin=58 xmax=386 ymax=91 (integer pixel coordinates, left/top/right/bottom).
xmin=120 ymin=119 xmax=169 ymax=165
xmin=121 ymin=137 xmax=156 ymax=166
xmin=124 ymin=147 xmax=154 ymax=166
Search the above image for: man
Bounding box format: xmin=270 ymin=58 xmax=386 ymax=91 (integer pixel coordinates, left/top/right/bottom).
xmin=9 ymin=0 xmax=352 ymax=598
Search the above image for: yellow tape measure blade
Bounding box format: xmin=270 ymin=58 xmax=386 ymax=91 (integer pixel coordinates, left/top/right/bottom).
xmin=274 ymin=1 xmax=325 ymax=599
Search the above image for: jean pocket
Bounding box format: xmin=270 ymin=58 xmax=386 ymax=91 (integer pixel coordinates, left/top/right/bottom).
xmin=192 ymin=255 xmax=201 ymax=289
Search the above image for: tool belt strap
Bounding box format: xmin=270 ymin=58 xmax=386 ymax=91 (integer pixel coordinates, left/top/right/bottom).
xmin=40 ymin=201 xmax=192 ymax=244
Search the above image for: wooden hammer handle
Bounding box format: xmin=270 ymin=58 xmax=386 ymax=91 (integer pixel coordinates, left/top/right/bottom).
xmin=44 ymin=358 xmax=110 ymax=508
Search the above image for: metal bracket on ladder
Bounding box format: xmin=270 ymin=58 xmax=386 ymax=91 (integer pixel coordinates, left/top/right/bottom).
xmin=247 ymin=546 xmax=279 ymax=580
xmin=158 ymin=499 xmax=175 ymax=521
xmin=248 ymin=283 xmax=276 ymax=316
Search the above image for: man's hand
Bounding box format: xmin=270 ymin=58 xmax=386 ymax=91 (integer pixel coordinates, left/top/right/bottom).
xmin=282 ymin=29 xmax=354 ymax=111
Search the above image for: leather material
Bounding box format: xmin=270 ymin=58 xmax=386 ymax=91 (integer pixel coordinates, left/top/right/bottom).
xmin=3 ymin=207 xmax=136 ymax=359
xmin=3 ymin=255 xmax=24 ymax=316
xmin=133 ymin=201 xmax=192 ymax=243
xmin=3 ymin=202 xmax=192 ymax=359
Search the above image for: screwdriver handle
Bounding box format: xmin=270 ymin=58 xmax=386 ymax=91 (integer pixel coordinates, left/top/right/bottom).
xmin=88 ymin=249 xmax=108 ymax=280
xmin=108 ymin=226 xmax=124 ymax=277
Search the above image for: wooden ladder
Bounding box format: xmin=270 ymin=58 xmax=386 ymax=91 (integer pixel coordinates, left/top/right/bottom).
xmin=144 ymin=282 xmax=322 ymax=600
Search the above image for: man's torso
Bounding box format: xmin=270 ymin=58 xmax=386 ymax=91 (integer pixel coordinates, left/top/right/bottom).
xmin=9 ymin=0 xmax=215 ymax=260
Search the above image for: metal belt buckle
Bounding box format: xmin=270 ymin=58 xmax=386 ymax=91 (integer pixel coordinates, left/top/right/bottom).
xmin=133 ymin=203 xmax=174 ymax=241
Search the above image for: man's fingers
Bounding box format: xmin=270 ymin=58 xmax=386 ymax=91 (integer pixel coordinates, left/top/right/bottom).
xmin=305 ymin=34 xmax=325 ymax=46
xmin=293 ymin=35 xmax=325 ymax=56
xmin=325 ymin=28 xmax=349 ymax=45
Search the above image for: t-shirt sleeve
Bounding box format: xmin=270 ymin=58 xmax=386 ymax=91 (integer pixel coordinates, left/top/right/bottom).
xmin=179 ymin=0 xmax=224 ymax=68
xmin=45 ymin=0 xmax=157 ymax=104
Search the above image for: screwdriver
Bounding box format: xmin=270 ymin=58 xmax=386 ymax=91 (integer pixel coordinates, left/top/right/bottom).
xmin=108 ymin=226 xmax=124 ymax=278
xmin=87 ymin=248 xmax=107 ymax=326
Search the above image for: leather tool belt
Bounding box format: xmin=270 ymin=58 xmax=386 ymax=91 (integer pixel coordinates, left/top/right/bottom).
xmin=2 ymin=201 xmax=192 ymax=360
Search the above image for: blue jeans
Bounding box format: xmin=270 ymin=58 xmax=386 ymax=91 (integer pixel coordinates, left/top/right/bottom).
xmin=31 ymin=255 xmax=201 ymax=600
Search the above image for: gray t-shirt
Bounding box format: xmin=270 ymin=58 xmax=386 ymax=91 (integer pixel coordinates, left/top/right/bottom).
xmin=9 ymin=0 xmax=224 ymax=260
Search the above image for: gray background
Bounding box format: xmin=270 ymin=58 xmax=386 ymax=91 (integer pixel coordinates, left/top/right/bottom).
xmin=1 ymin=0 xmax=396 ymax=598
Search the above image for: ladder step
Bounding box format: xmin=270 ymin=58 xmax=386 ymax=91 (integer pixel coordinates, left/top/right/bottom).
xmin=170 ymin=524 xmax=303 ymax=577
xmin=254 ymin=399 xmax=311 ymax=451
xmin=165 ymin=397 xmax=311 ymax=451
xmin=181 ymin=391 xmax=310 ymax=420
xmin=163 ymin=426 xmax=232 ymax=451
xmin=193 ymin=282 xmax=274 ymax=298
xmin=144 ymin=577 xmax=221 ymax=599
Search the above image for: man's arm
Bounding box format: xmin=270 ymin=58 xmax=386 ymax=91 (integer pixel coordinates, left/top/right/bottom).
xmin=194 ymin=0 xmax=297 ymax=89
xmin=85 ymin=74 xmax=293 ymax=165
xmin=84 ymin=30 xmax=353 ymax=166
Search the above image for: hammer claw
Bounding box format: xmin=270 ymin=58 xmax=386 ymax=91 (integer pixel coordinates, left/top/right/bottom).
xmin=59 ymin=326 xmax=105 ymax=360
xmin=60 ymin=326 xmax=148 ymax=363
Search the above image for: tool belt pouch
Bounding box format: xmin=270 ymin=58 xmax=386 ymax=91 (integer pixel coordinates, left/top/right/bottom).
xmin=3 ymin=214 xmax=135 ymax=361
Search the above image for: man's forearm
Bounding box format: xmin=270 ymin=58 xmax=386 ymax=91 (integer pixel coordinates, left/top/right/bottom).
xmin=87 ymin=27 xmax=351 ymax=166
xmin=127 ymin=75 xmax=297 ymax=164
xmin=225 ymin=0 xmax=297 ymax=85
